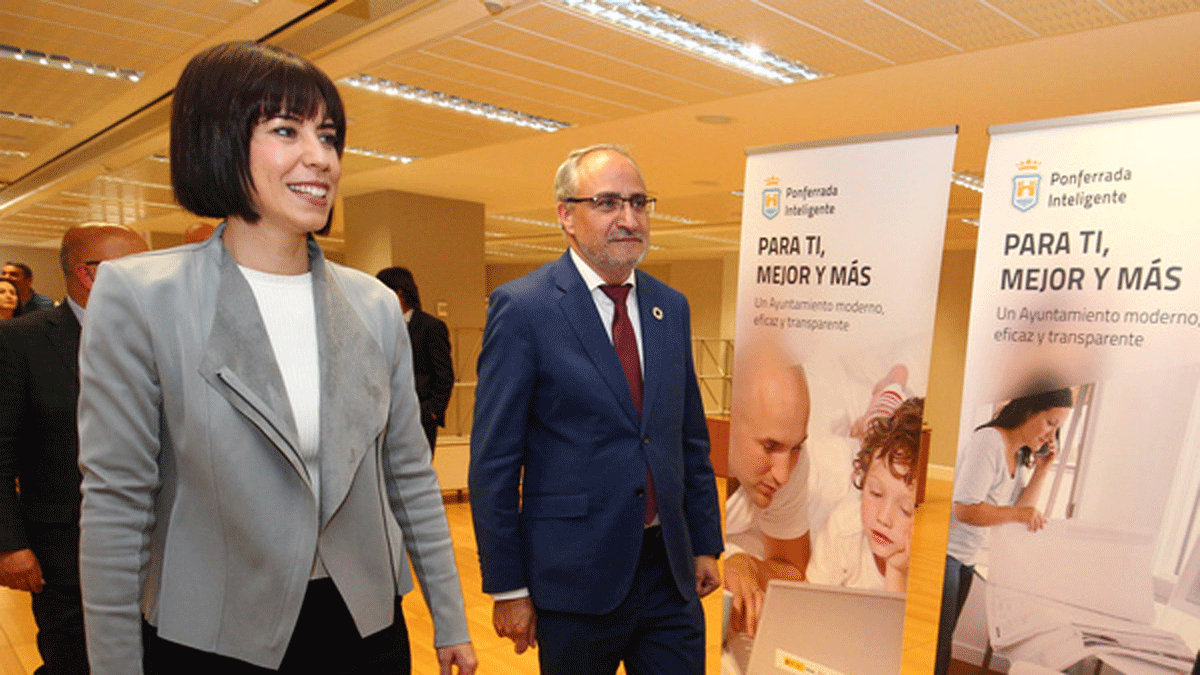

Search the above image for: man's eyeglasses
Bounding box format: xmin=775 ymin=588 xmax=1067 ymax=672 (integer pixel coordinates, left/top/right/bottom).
xmin=562 ymin=193 xmax=656 ymax=215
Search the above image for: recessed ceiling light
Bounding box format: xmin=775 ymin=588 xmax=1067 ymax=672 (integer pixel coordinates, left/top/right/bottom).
xmin=553 ymin=0 xmax=823 ymax=84
xmin=652 ymin=212 xmax=699 ymax=224
xmin=0 ymin=44 xmax=143 ymax=83
xmin=679 ymin=232 xmax=738 ymax=245
xmin=61 ymin=192 xmax=180 ymax=210
xmin=344 ymin=146 xmax=417 ymax=163
xmin=490 ymin=214 xmax=561 ymax=229
xmin=951 ymin=171 xmax=984 ymax=193
xmin=95 ymin=176 xmax=171 ymax=190
xmin=342 ymin=75 xmax=570 ymax=132
xmin=0 ymin=110 xmax=71 ymax=129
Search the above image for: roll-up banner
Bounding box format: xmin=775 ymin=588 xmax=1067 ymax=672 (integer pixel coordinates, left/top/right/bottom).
xmin=940 ymin=101 xmax=1200 ymax=675
xmin=722 ymin=127 xmax=956 ymax=675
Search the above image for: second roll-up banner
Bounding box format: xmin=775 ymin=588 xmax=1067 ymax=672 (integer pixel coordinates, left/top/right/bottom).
xmin=721 ymin=127 xmax=957 ymax=675
xmin=939 ymin=101 xmax=1200 ymax=675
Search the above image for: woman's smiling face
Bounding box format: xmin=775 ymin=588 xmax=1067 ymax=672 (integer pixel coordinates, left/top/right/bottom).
xmin=247 ymin=108 xmax=341 ymax=236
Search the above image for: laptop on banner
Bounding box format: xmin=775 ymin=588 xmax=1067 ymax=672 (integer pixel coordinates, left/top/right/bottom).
xmin=745 ymin=580 xmax=906 ymax=675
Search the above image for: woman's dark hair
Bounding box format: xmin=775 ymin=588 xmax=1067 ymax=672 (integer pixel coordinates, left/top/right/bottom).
xmin=977 ymin=387 xmax=1073 ymax=431
xmin=169 ymin=41 xmax=346 ymax=232
xmin=853 ymin=397 xmax=924 ymax=489
xmin=0 ymin=278 xmax=22 ymax=318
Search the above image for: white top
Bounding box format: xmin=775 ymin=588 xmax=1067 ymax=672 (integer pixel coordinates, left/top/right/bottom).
xmin=947 ymin=426 xmax=1025 ymax=566
xmin=806 ymin=491 xmax=884 ymax=590
xmin=724 ymin=451 xmax=810 ymax=560
xmin=239 ymin=265 xmax=325 ymax=578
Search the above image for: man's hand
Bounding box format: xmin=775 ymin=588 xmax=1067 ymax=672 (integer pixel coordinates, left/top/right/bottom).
xmin=493 ymin=596 xmax=537 ymax=654
xmin=695 ymin=554 xmax=720 ymax=597
xmin=437 ymin=642 xmax=479 ymax=675
xmin=723 ymin=553 xmax=766 ymax=639
xmin=0 ymin=548 xmax=43 ymax=593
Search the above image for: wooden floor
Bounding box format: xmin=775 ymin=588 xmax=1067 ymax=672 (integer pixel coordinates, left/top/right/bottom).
xmin=0 ymin=477 xmax=953 ymax=674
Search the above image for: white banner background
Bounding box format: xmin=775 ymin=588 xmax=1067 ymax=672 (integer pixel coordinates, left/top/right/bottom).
xmin=722 ymin=129 xmax=956 ymax=675
xmin=950 ymin=101 xmax=1200 ymax=673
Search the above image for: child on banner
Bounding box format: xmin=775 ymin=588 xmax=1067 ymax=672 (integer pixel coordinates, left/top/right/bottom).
xmin=807 ymin=394 xmax=923 ymax=593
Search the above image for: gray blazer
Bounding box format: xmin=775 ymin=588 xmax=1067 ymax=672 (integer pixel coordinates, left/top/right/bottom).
xmin=77 ymin=227 xmax=469 ymax=674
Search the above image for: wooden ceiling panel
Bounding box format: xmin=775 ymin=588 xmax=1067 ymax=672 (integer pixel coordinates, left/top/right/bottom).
xmin=503 ymin=4 xmax=769 ymax=96
xmin=461 ymin=21 xmax=737 ymax=103
xmin=764 ymin=0 xmax=961 ymax=63
xmin=2 ymin=0 xmax=252 ymax=75
xmin=1106 ymin=0 xmax=1200 ymax=20
xmin=0 ymin=19 xmax=178 ymax=72
xmin=375 ymin=52 xmax=648 ymax=121
xmin=422 ymin=38 xmax=687 ymax=110
xmin=0 ymin=65 xmax=134 ymax=126
xmin=655 ymin=191 xmax=745 ymax=225
xmin=878 ymin=0 xmax=1035 ymax=50
xmin=986 ymin=0 xmax=1125 ymax=35
xmin=381 ymin=67 xmax=615 ymax=125
xmin=0 ymin=70 xmax=134 ymax=124
xmin=664 ymin=0 xmax=891 ymax=75
xmin=341 ymin=90 xmax=538 ymax=158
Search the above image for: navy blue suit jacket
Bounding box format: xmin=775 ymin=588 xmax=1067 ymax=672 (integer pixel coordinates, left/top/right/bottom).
xmin=470 ymin=252 xmax=723 ymax=614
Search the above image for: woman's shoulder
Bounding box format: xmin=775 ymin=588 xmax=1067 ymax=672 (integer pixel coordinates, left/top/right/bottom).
xmin=97 ymin=243 xmax=216 ymax=297
xmin=323 ymin=260 xmax=395 ymax=308
xmin=969 ymin=426 xmax=1007 ymax=458
xmin=321 ymin=259 xmax=403 ymax=340
xmin=973 ymin=425 xmax=1005 ymax=444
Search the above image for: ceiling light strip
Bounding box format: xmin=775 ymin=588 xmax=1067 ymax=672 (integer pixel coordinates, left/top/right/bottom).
xmin=652 ymin=212 xmax=699 ymax=224
xmin=0 ymin=44 xmax=143 ymax=83
xmin=0 ymin=220 xmax=74 ymax=231
xmin=60 ymin=192 xmax=180 ymax=210
xmin=0 ymin=149 xmax=30 ymax=158
xmin=5 ymin=213 xmax=81 ymax=223
xmin=951 ymin=171 xmax=984 ymax=193
xmin=553 ymin=0 xmax=823 ymax=84
xmin=95 ymin=176 xmax=172 ymax=190
xmin=490 ymin=214 xmax=562 ymax=229
xmin=678 ymin=232 xmax=738 ymax=244
xmin=342 ymin=75 xmax=570 ymax=133
xmin=344 ymin=146 xmax=417 ymax=163
xmin=0 ymin=109 xmax=72 ymax=129
xmin=504 ymin=241 xmax=569 ymax=252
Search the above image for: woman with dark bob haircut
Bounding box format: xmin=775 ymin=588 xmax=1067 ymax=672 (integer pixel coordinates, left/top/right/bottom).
xmin=76 ymin=41 xmax=476 ymax=675
xmin=934 ymin=384 xmax=1073 ymax=674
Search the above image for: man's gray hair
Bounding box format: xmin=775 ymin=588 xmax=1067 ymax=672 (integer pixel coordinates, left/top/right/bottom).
xmin=553 ymin=143 xmax=642 ymax=202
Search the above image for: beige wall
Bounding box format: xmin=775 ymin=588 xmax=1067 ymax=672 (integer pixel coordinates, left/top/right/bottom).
xmin=926 ymin=247 xmax=976 ymax=469
xmin=342 ymin=190 xmax=488 ymax=437
xmin=343 ymin=190 xmax=487 ymax=332
xmin=665 ymin=258 xmax=724 ymax=340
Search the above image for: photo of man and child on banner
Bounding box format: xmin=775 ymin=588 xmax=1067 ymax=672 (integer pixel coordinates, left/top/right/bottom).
xmin=722 ymin=128 xmax=955 ymax=675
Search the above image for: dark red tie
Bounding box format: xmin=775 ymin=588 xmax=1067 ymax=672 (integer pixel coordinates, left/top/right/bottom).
xmin=601 ymin=284 xmax=656 ymax=525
